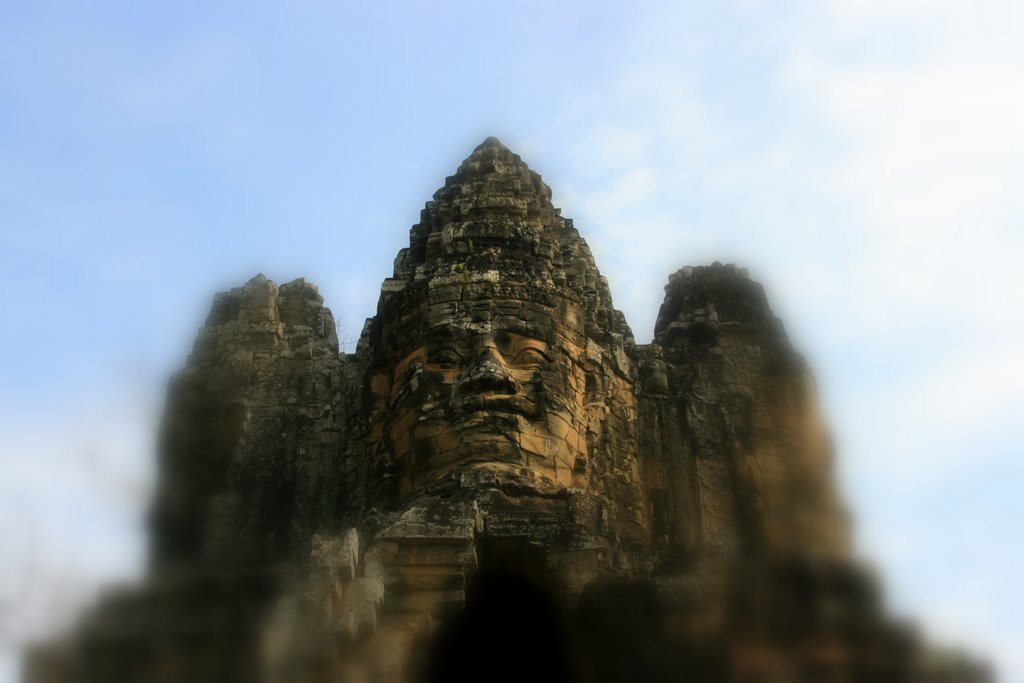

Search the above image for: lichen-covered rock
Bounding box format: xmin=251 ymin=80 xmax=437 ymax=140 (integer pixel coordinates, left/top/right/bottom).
xmin=24 ymin=139 xmax=989 ymax=683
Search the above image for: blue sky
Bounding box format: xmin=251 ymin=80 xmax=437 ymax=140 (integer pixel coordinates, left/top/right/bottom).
xmin=2 ymin=1 xmax=1022 ymax=680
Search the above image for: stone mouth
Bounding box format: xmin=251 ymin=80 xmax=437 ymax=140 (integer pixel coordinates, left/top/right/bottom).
xmin=452 ymin=396 xmax=538 ymax=422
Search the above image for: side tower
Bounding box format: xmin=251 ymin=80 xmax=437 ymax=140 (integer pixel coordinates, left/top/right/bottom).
xmin=634 ymin=264 xmax=911 ymax=680
xmin=636 ymin=263 xmax=849 ymax=566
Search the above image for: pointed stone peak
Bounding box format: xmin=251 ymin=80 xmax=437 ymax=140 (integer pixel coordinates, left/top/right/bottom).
xmin=370 ymin=138 xmax=633 ymax=347
xmin=476 ymin=135 xmax=507 ymax=152
xmin=653 ymin=264 xmax=790 ymax=351
xmin=463 ymin=136 xmax=520 ymax=166
xmin=444 ymin=136 xmax=542 ymax=198
xmin=386 ymin=139 xmax=566 ymax=280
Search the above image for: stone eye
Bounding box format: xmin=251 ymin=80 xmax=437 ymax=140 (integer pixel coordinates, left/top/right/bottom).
xmin=428 ymin=349 xmax=463 ymax=368
xmin=512 ymin=347 xmax=547 ymax=367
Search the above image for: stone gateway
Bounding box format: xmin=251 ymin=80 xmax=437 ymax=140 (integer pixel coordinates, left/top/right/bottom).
xmin=25 ymin=138 xmax=989 ymax=682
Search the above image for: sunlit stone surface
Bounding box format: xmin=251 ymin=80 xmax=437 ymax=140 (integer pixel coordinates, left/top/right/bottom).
xmin=24 ymin=139 xmax=989 ymax=683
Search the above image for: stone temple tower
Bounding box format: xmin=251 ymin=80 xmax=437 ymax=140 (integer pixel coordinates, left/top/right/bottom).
xmin=25 ymin=138 xmax=988 ymax=683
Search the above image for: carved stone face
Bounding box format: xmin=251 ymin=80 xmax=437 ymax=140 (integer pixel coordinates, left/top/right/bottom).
xmin=373 ymin=289 xmax=590 ymax=498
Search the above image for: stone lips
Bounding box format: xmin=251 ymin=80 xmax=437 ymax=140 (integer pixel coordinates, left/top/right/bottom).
xmin=22 ymin=138 xmax=991 ymax=683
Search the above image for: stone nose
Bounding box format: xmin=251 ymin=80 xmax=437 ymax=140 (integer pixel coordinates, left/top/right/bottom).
xmin=459 ymin=346 xmax=519 ymax=394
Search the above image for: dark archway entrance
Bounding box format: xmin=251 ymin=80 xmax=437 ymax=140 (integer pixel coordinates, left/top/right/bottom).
xmin=422 ymin=536 xmax=581 ymax=683
xmin=422 ymin=570 xmax=580 ymax=683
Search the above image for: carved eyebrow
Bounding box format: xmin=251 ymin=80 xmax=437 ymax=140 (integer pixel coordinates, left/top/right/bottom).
xmin=494 ymin=327 xmax=543 ymax=346
xmin=511 ymin=346 xmax=553 ymax=364
xmin=497 ymin=332 xmax=554 ymax=364
xmin=426 ymin=347 xmax=464 ymax=364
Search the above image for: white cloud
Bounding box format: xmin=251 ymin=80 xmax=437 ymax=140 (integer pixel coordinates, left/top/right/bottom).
xmin=571 ymin=167 xmax=658 ymax=221
xmin=566 ymin=123 xmax=653 ymax=171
